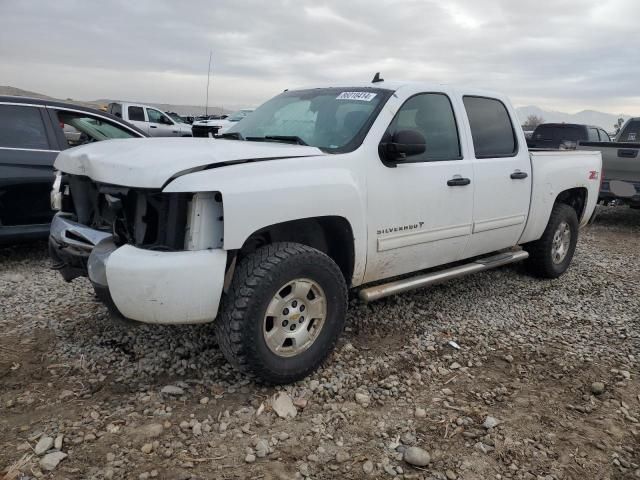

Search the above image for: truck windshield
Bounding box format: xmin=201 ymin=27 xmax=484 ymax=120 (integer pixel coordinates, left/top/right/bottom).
xmin=618 ymin=120 xmax=640 ymax=142
xmin=226 ymin=88 xmax=392 ymax=152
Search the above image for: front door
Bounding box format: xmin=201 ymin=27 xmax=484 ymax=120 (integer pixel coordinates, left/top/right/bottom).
xmin=364 ymin=92 xmax=474 ymax=283
xmin=146 ymin=108 xmax=179 ymax=137
xmin=461 ymin=96 xmax=531 ymax=258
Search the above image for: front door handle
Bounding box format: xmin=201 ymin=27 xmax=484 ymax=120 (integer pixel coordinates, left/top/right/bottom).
xmin=510 ymin=171 xmax=528 ymax=179
xmin=447 ymin=176 xmax=471 ymax=186
xmin=149 ymin=125 xmax=158 ymax=129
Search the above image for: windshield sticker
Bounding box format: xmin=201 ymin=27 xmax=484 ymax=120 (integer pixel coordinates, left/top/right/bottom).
xmin=336 ymin=92 xmax=377 ymax=101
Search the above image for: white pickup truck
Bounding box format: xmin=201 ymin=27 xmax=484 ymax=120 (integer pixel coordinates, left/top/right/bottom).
xmin=107 ymin=102 xmax=193 ymax=137
xmin=49 ymin=80 xmax=601 ymax=383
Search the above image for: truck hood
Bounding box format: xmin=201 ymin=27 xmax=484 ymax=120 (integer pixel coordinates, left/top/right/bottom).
xmin=54 ymin=137 xmax=325 ymax=189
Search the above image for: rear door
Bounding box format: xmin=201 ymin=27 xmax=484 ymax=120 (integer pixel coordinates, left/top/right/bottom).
xmin=461 ymin=95 xmax=532 ymax=258
xmin=0 ymin=103 xmax=60 ymax=228
xmin=126 ymin=105 xmax=149 ymax=134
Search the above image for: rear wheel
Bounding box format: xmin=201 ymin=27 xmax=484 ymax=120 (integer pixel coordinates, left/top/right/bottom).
xmin=523 ymin=203 xmax=579 ymax=278
xmin=215 ymin=242 xmax=347 ymax=384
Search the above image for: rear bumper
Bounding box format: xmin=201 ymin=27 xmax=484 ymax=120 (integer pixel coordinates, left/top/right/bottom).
xmin=599 ymin=179 xmax=640 ymax=206
xmin=49 ymin=214 xmax=227 ymax=324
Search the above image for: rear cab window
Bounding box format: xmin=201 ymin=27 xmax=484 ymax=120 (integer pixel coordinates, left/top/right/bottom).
xmin=0 ymin=104 xmax=50 ymax=149
xmin=598 ymin=129 xmax=610 ymax=142
xmin=109 ymin=103 xmax=122 ymax=118
xmin=463 ymin=96 xmax=516 ymax=157
xmin=587 ymin=127 xmax=599 ymax=142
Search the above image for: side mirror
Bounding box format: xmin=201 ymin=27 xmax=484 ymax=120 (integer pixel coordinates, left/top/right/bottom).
xmin=381 ymin=130 xmax=426 ymax=163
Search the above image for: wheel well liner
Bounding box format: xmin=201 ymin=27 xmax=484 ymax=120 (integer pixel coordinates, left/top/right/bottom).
xmin=238 ymin=216 xmax=356 ymax=285
xmin=555 ymin=187 xmax=588 ymax=221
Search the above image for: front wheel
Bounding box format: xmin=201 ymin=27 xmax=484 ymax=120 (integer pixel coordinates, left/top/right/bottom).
xmin=215 ymin=242 xmax=347 ymax=384
xmin=523 ymin=203 xmax=579 ymax=278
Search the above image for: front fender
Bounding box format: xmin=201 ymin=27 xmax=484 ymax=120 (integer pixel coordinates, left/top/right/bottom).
xmin=163 ymin=155 xmax=367 ymax=284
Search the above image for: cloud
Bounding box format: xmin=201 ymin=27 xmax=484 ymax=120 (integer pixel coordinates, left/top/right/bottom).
xmin=1 ymin=0 xmax=639 ymax=114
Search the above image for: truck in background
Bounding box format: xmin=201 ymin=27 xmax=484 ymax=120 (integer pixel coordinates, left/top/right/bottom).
xmin=578 ymin=117 xmax=640 ymax=207
xmin=108 ymin=102 xmax=192 ymax=137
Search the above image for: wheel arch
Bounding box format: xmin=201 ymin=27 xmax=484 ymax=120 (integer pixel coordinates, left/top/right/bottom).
xmin=554 ymin=187 xmax=588 ymax=222
xmin=235 ymin=216 xmax=356 ymax=286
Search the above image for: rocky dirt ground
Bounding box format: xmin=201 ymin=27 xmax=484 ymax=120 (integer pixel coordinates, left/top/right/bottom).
xmin=1 ymin=206 xmax=639 ymax=480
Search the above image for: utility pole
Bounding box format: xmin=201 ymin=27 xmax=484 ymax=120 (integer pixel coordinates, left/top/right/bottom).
xmin=205 ymin=50 xmax=212 ymax=116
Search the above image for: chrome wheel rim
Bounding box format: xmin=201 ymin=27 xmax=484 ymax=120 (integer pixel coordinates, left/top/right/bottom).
xmin=551 ymin=221 xmax=571 ymax=264
xmin=263 ymin=278 xmax=327 ymax=358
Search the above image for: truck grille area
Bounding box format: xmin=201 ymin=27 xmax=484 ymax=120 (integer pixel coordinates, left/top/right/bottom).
xmin=65 ymin=175 xmax=191 ymax=250
xmin=192 ymin=125 xmax=220 ymax=137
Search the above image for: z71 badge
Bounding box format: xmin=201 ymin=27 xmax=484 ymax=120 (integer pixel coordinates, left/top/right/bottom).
xmin=377 ymin=222 xmax=425 ymax=235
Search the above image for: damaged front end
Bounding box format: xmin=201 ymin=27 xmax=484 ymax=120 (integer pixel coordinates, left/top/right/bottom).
xmin=49 ymin=174 xmax=192 ymax=283
xmin=49 ymin=173 xmax=227 ymax=325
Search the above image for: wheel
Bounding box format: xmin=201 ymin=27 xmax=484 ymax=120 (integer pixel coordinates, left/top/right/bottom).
xmin=523 ymin=203 xmax=579 ymax=278
xmin=215 ymin=242 xmax=348 ymax=384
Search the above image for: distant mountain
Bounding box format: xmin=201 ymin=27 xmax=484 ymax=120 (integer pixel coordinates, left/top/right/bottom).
xmin=516 ymin=105 xmax=634 ymax=131
xmin=0 ymin=85 xmax=55 ymax=100
xmin=0 ymin=86 xmax=233 ymax=116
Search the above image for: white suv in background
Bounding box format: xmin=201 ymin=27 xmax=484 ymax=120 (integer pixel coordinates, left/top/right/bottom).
xmin=191 ymin=109 xmax=254 ymax=137
xmin=108 ymin=102 xmax=192 ymax=137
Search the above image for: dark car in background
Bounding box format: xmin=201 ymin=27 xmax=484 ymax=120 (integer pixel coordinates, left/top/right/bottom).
xmin=0 ymin=96 xmax=147 ymax=243
xmin=527 ymin=123 xmax=610 ymax=150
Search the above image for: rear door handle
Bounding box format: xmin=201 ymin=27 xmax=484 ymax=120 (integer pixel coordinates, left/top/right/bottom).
xmin=510 ymin=171 xmax=528 ymax=179
xmin=149 ymin=125 xmax=157 ymax=129
xmin=447 ymin=176 xmax=471 ymax=186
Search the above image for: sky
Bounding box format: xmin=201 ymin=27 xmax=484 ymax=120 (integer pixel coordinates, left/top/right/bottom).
xmin=1 ymin=0 xmax=640 ymax=115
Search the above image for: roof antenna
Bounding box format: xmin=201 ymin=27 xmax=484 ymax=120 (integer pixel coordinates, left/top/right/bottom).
xmin=372 ymin=72 xmax=384 ymax=83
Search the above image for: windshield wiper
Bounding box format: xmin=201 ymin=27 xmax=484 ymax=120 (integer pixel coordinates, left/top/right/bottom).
xmin=246 ymin=135 xmax=308 ymax=146
xmin=217 ymin=132 xmax=244 ymax=140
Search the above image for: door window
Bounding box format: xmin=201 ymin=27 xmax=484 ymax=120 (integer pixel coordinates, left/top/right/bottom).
xmin=147 ymin=108 xmax=172 ymax=125
xmin=0 ymin=105 xmax=50 ymax=149
xmin=382 ymin=93 xmax=461 ymax=162
xmin=587 ymin=127 xmax=599 ymax=142
xmin=128 ymin=106 xmax=145 ymax=122
xmin=463 ymin=96 xmax=517 ymax=158
xmin=56 ymin=111 xmax=139 ymax=147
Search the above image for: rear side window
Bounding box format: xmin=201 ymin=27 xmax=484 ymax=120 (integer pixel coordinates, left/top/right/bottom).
xmin=463 ymin=96 xmax=516 ymax=158
xmin=0 ymin=105 xmax=49 ymax=149
xmin=383 ymin=93 xmax=461 ymax=161
xmin=128 ymin=106 xmax=145 ymax=122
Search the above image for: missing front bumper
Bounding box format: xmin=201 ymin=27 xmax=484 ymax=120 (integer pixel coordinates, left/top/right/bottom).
xmin=49 ymin=213 xmax=227 ymax=324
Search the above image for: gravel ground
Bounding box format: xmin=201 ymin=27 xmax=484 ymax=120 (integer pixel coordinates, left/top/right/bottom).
xmin=1 ymin=205 xmax=639 ymax=480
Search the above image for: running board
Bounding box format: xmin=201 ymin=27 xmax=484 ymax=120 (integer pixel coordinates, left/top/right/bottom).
xmin=358 ymin=250 xmax=529 ymax=303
